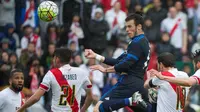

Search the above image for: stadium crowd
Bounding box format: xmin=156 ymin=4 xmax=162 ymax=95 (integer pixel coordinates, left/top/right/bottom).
xmin=0 ymin=0 xmax=200 ymax=112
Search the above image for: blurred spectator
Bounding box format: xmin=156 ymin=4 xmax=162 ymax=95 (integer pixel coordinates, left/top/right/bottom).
xmin=161 ymin=7 xmax=187 ymax=61
xmin=0 ymin=38 xmax=12 ymax=54
xmin=144 ymin=17 xmax=159 ymax=42
xmin=68 ymin=14 xmax=84 ymax=50
xmin=88 ymin=8 xmax=109 ymax=54
xmin=4 ymin=23 xmax=20 ymax=50
xmin=41 ymin=43 xmax=55 ymax=71
xmin=112 ymin=39 xmax=128 ymax=58
xmin=187 ymin=0 xmax=200 ymax=39
xmin=9 ymin=52 xmax=24 ymax=70
xmin=21 ymin=25 xmax=41 ymax=52
xmin=148 ymin=42 xmax=157 ymax=71
xmin=134 ymin=3 xmax=143 ymax=12
xmin=102 ymin=74 xmax=118 ymax=95
xmin=80 ymin=59 xmax=104 ymax=89
xmin=0 ymin=51 xmax=11 ymax=87
xmin=0 ymin=0 xmax=15 ymax=30
xmin=175 ymin=1 xmax=187 ymax=25
xmin=20 ymin=42 xmax=37 ymax=67
xmin=68 ymin=41 xmax=80 ymax=56
xmin=184 ymin=85 xmax=200 ymax=112
xmin=105 ymin=1 xmax=126 ymax=46
xmin=24 ymin=57 xmax=44 ymax=93
xmin=101 ymin=0 xmax=127 ymax=13
xmin=156 ymin=32 xmax=175 ymax=54
xmin=21 ymin=0 xmax=39 ymax=28
xmin=44 ymin=23 xmax=58 ymax=50
xmin=183 ymin=63 xmax=193 ymax=76
xmin=71 ymin=54 xmax=83 ymax=67
xmin=91 ymin=0 xmax=103 ymax=18
xmin=60 ymin=0 xmax=80 ymax=26
xmin=146 ymin=0 xmax=167 ymax=42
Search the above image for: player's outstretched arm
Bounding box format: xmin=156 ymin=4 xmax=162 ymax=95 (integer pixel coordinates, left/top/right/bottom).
xmin=90 ymin=65 xmax=116 ymax=73
xmin=149 ymin=69 xmax=196 ymax=86
xmin=17 ymin=88 xmax=45 ymax=112
xmin=81 ymin=89 xmax=93 ymax=112
xmin=84 ymin=49 xmax=118 ymax=66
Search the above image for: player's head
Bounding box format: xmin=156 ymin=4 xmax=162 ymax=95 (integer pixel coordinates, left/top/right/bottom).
xmin=192 ymin=49 xmax=200 ymax=70
xmin=53 ymin=48 xmax=72 ymax=67
xmin=9 ymin=69 xmax=24 ymax=93
xmin=169 ymin=7 xmax=177 ymax=19
xmin=125 ymin=12 xmax=144 ymax=38
xmin=157 ymin=52 xmax=175 ymax=71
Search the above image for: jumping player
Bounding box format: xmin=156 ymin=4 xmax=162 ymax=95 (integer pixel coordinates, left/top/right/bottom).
xmin=85 ymin=13 xmax=151 ymax=112
xmin=17 ymin=48 xmax=93 ymax=112
xmin=0 ymin=69 xmax=25 ymax=112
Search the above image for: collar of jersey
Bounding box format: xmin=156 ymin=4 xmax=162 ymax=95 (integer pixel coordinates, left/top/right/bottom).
xmin=132 ymin=34 xmax=145 ymax=42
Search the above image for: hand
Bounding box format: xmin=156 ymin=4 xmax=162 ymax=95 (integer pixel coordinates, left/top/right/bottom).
xmin=90 ymin=65 xmax=106 ymax=73
xmin=149 ymin=69 xmax=164 ymax=80
xmin=84 ymin=49 xmax=96 ymax=59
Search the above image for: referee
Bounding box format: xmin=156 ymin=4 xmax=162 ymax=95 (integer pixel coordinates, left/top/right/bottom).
xmin=85 ymin=12 xmax=151 ymax=112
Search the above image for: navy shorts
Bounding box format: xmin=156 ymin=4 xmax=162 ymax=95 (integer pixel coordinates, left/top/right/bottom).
xmin=100 ymin=75 xmax=149 ymax=112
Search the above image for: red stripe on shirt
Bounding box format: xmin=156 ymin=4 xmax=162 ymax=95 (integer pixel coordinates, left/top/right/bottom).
xmin=162 ymin=71 xmax=185 ymax=109
xmin=20 ymin=92 xmax=25 ymax=106
xmin=87 ymin=85 xmax=92 ymax=88
xmin=191 ymin=76 xmax=200 ymax=85
xmin=40 ymin=84 xmax=49 ymax=91
xmin=50 ymin=68 xmax=79 ymax=112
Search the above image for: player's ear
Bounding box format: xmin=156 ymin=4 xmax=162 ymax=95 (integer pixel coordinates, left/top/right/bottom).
xmin=136 ymin=24 xmax=142 ymax=31
xmin=9 ymin=78 xmax=12 ymax=85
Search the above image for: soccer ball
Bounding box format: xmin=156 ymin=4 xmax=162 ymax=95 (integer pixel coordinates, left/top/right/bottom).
xmin=38 ymin=1 xmax=58 ymax=22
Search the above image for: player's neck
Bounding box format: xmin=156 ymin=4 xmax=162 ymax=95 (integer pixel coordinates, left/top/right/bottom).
xmin=135 ymin=31 xmax=144 ymax=36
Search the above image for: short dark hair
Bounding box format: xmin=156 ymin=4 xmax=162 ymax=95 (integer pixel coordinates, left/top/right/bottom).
xmin=54 ymin=48 xmax=72 ymax=64
xmin=192 ymin=49 xmax=200 ymax=64
xmin=125 ymin=12 xmax=144 ymax=30
xmin=157 ymin=52 xmax=175 ymax=67
xmin=10 ymin=69 xmax=23 ymax=78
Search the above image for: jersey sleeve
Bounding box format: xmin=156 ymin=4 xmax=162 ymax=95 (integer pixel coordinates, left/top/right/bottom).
xmin=114 ymin=41 xmax=141 ymax=73
xmin=160 ymin=20 xmax=167 ymax=32
xmin=39 ymin=71 xmax=52 ymax=92
xmin=191 ymin=70 xmax=200 ymax=85
xmin=82 ymin=71 xmax=92 ymax=90
xmin=0 ymin=93 xmax=5 ymax=109
xmin=152 ymin=77 xmax=166 ymax=86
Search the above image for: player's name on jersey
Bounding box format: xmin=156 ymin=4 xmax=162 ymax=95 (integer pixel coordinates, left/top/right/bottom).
xmin=64 ymin=74 xmax=77 ymax=80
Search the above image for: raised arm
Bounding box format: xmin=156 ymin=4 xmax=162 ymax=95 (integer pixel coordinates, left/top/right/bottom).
xmin=149 ymin=69 xmax=197 ymax=87
xmin=17 ymin=88 xmax=45 ymax=112
xmin=84 ymin=49 xmax=118 ymax=66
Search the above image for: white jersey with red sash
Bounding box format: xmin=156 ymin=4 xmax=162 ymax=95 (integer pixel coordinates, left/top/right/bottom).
xmin=40 ymin=64 xmax=92 ymax=112
xmin=191 ymin=69 xmax=200 ymax=85
xmin=152 ymin=68 xmax=189 ymax=112
xmin=0 ymin=88 xmax=25 ymax=112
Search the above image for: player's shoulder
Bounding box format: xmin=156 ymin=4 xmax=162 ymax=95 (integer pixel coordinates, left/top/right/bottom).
xmin=193 ymin=69 xmax=200 ymax=77
xmin=177 ymin=71 xmax=189 ymax=78
xmin=0 ymin=88 xmax=9 ymax=98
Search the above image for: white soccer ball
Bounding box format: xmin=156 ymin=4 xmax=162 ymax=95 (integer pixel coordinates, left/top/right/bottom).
xmin=38 ymin=1 xmax=59 ymax=22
